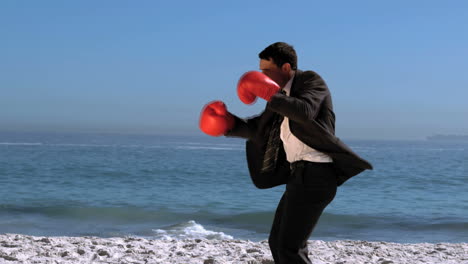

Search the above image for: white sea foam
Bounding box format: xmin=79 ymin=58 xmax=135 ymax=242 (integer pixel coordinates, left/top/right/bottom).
xmin=176 ymin=142 xmax=239 ymax=146
xmin=49 ymin=143 xmax=115 ymax=147
xmin=0 ymin=142 xmax=43 ymax=146
xmin=174 ymin=146 xmax=241 ymax=151
xmin=152 ymin=220 xmax=234 ymax=240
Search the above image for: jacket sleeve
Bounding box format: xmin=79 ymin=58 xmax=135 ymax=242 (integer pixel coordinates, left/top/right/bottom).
xmin=224 ymin=113 xmax=261 ymax=140
xmin=267 ymin=71 xmax=329 ymax=124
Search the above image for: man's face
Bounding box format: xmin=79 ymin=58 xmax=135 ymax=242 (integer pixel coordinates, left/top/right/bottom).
xmin=259 ymin=58 xmax=290 ymax=88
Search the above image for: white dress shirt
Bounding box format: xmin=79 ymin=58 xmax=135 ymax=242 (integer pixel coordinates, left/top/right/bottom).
xmin=280 ymin=73 xmax=333 ymax=163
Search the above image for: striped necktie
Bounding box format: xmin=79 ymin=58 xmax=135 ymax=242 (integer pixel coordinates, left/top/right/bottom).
xmin=261 ymin=113 xmax=284 ymax=173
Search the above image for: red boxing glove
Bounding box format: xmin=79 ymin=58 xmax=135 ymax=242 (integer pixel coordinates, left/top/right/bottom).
xmin=199 ymin=101 xmax=235 ymax=137
xmin=237 ymin=71 xmax=280 ymax=104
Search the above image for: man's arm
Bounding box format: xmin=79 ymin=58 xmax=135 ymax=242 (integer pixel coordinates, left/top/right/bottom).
xmin=267 ymin=71 xmax=329 ymax=124
xmin=224 ymin=114 xmax=262 ymax=140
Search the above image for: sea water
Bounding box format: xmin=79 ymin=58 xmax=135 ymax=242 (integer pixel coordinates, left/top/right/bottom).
xmin=0 ymin=132 xmax=466 ymax=243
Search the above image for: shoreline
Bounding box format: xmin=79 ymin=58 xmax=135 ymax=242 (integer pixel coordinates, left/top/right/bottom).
xmin=1 ymin=234 xmax=467 ymax=264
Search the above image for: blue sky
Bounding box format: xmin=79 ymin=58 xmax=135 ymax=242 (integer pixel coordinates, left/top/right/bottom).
xmin=1 ymin=1 xmax=467 ymax=140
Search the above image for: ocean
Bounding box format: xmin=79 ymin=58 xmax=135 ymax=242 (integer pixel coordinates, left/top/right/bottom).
xmin=0 ymin=132 xmax=466 ymax=243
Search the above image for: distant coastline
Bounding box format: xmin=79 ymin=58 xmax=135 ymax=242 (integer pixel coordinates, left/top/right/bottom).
xmin=427 ymin=134 xmax=468 ymax=141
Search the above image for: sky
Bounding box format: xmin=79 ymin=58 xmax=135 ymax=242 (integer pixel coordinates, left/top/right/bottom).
xmin=1 ymin=1 xmax=467 ymax=140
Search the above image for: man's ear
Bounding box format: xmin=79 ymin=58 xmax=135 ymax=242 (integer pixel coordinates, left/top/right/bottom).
xmin=281 ymin=63 xmax=291 ymax=73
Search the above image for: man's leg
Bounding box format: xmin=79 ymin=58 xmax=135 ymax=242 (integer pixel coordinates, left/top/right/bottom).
xmin=275 ymin=162 xmax=337 ymax=264
xmin=268 ymin=193 xmax=286 ymax=263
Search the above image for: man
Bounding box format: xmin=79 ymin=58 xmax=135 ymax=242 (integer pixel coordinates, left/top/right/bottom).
xmin=199 ymin=42 xmax=372 ymax=264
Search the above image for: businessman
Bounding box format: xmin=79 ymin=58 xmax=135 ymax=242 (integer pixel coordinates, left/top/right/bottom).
xmin=200 ymin=42 xmax=373 ymax=263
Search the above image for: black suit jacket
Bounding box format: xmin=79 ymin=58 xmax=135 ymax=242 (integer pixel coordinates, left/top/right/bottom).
xmin=226 ymin=70 xmax=373 ymax=188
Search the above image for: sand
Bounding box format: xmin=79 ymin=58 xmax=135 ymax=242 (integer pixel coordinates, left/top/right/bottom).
xmin=0 ymin=234 xmax=467 ymax=263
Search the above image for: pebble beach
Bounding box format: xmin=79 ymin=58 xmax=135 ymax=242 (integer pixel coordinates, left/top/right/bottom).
xmin=1 ymin=234 xmax=467 ymax=264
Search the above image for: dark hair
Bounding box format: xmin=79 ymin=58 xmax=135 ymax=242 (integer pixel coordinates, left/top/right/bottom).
xmin=258 ymin=42 xmax=297 ymax=70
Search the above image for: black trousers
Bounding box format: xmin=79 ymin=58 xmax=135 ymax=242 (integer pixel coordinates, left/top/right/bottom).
xmin=268 ymin=161 xmax=337 ymax=264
